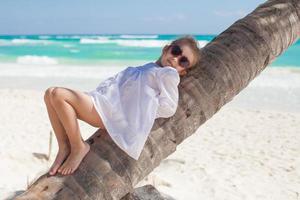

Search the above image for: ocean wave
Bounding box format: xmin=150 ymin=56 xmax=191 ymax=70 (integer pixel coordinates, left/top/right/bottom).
xmin=11 ymin=39 xmax=52 ymax=45
xmin=116 ymin=39 xmax=169 ymax=47
xmin=80 ymin=37 xmax=110 ymax=44
xmin=117 ymin=39 xmax=208 ymax=48
xmin=57 ymin=35 xmax=110 ymax=40
xmin=80 ymin=38 xmax=169 ymax=47
xmin=120 ymin=35 xmax=158 ymax=39
xmin=16 ymin=55 xmax=58 ymax=65
xmin=38 ymin=35 xmax=51 ymax=39
xmin=79 ymin=37 xmax=209 ymax=48
xmin=56 ymin=35 xmax=84 ymax=39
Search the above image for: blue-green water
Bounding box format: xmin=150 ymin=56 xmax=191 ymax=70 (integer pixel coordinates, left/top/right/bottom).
xmin=0 ymin=34 xmax=299 ymax=67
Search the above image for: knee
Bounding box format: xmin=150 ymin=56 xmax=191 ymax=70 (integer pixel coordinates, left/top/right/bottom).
xmin=51 ymin=87 xmax=66 ymax=103
xmin=44 ymin=87 xmax=56 ymax=103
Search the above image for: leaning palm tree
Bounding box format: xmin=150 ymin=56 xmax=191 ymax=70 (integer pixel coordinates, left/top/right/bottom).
xmin=16 ymin=0 xmax=300 ymax=199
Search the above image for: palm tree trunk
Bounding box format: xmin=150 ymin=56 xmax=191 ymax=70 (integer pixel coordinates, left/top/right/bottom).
xmin=121 ymin=185 xmax=174 ymax=200
xmin=16 ymin=0 xmax=300 ymax=199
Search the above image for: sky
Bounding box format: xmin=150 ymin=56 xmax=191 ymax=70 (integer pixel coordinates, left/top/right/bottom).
xmin=0 ymin=0 xmax=266 ymax=35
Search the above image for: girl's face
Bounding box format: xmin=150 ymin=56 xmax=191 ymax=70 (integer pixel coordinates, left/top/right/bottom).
xmin=158 ymin=43 xmax=197 ymax=76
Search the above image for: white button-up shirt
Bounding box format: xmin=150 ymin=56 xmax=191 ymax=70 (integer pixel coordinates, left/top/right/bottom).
xmin=86 ymin=62 xmax=180 ymax=160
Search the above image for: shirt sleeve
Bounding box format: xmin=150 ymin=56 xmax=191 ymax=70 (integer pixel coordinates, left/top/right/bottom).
xmin=156 ymin=67 xmax=180 ymax=118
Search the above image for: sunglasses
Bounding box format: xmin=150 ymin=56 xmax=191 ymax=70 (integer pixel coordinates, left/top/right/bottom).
xmin=170 ymin=45 xmax=190 ymax=69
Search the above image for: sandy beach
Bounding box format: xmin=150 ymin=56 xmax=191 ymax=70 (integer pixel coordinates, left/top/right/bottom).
xmin=1 ymin=66 xmax=300 ymax=200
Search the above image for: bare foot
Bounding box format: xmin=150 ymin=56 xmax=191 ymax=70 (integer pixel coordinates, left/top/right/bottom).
xmin=58 ymin=142 xmax=90 ymax=175
xmin=49 ymin=146 xmax=70 ymax=176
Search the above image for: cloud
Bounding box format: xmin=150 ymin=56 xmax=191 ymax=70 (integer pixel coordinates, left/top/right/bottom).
xmin=213 ymin=10 xmax=247 ymax=17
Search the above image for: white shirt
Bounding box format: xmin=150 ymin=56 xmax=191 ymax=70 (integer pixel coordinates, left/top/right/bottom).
xmin=86 ymin=62 xmax=180 ymax=160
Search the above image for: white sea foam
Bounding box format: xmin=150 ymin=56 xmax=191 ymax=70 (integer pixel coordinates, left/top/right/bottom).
xmin=11 ymin=39 xmax=52 ymax=45
xmin=79 ymin=37 xmax=209 ymax=48
xmin=56 ymin=35 xmax=85 ymax=39
xmin=16 ymin=55 xmax=58 ymax=65
xmin=95 ymin=36 xmax=111 ymax=40
xmin=58 ymin=35 xmax=109 ymax=40
xmin=120 ymin=35 xmax=158 ymax=39
xmin=80 ymin=38 xmax=169 ymax=47
xmin=116 ymin=39 xmax=169 ymax=47
xmin=80 ymin=37 xmax=110 ymax=44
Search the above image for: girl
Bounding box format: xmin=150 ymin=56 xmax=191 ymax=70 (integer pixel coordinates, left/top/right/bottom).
xmin=44 ymin=36 xmax=200 ymax=176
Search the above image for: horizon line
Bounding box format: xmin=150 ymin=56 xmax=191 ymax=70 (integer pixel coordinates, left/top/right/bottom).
xmin=0 ymin=33 xmax=218 ymax=36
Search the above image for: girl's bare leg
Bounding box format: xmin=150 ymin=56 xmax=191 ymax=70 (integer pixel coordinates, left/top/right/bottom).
xmin=44 ymin=87 xmax=71 ymax=175
xmin=49 ymin=87 xmax=104 ymax=175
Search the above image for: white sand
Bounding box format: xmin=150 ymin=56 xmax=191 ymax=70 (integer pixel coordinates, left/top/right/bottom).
xmin=1 ymin=66 xmax=300 ymax=200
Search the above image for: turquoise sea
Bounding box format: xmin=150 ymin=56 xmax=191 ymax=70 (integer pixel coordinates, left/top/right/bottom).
xmin=0 ymin=34 xmax=299 ymax=68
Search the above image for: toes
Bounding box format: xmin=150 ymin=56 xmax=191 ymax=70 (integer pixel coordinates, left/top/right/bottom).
xmin=64 ymin=168 xmax=69 ymax=175
xmin=58 ymin=167 xmax=64 ymax=174
xmin=58 ymin=164 xmax=65 ymax=173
